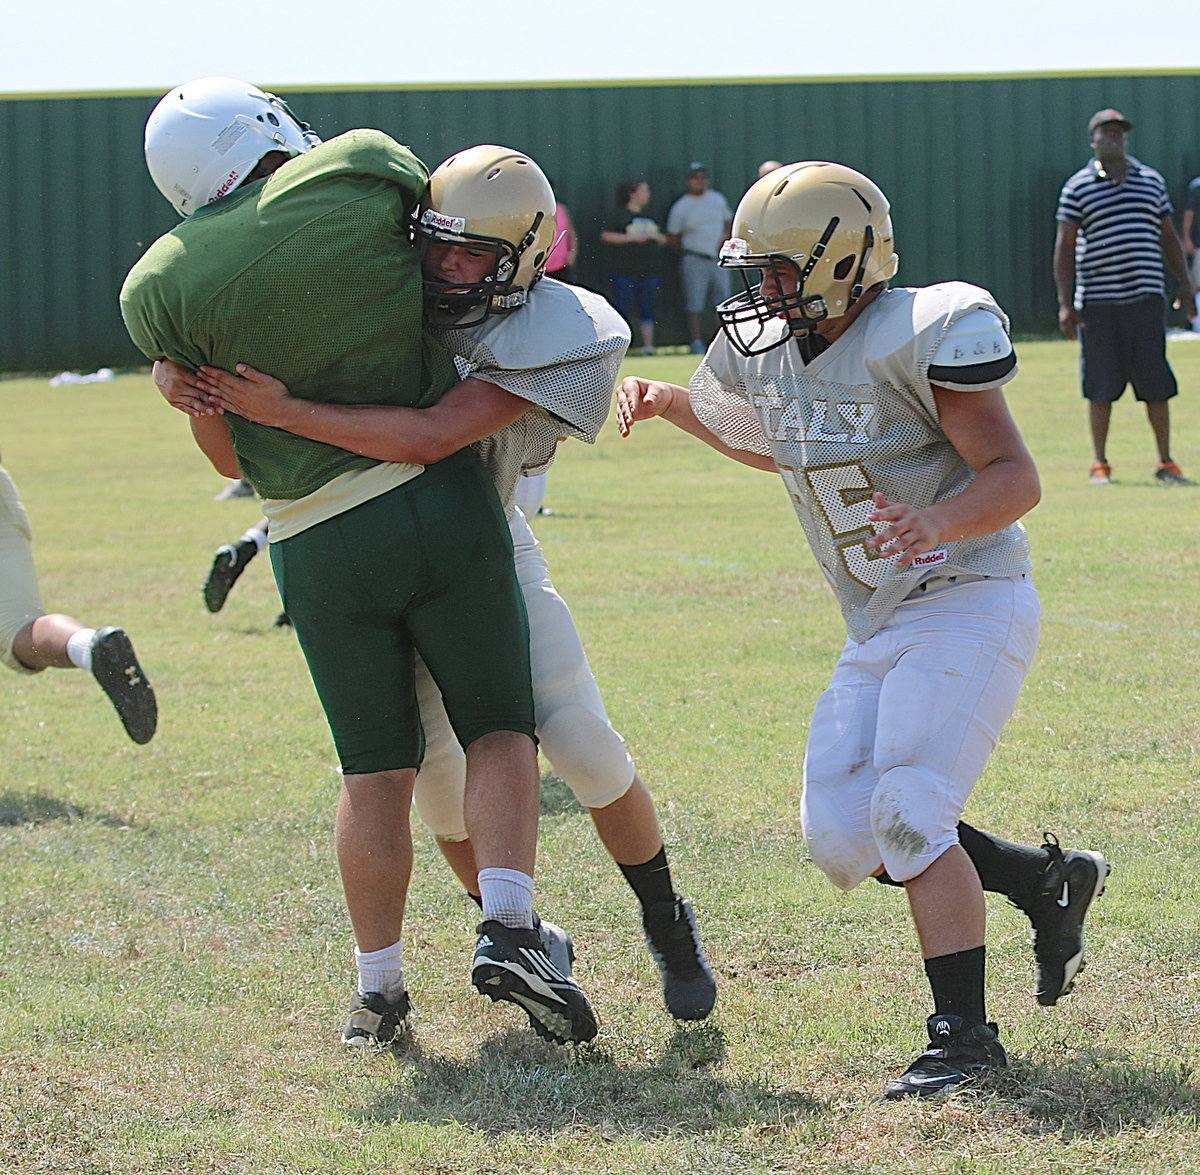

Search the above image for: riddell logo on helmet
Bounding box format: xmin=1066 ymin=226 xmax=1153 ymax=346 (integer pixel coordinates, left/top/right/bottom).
xmin=210 ymin=170 xmax=242 ymax=203
xmin=421 ymin=209 xmax=467 ymax=233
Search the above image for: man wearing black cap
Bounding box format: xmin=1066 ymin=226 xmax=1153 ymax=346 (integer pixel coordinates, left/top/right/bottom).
xmin=1054 ymin=108 xmax=1195 ymax=485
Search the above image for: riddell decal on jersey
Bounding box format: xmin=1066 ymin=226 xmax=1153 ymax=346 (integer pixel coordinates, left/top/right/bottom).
xmin=910 ymin=550 xmax=948 ymax=568
xmin=210 ymin=170 xmax=242 ymax=203
xmin=422 ymin=209 xmax=468 ymax=233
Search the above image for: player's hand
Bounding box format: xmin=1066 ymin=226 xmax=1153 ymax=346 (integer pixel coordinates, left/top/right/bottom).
xmin=865 ymin=492 xmax=940 ymax=568
xmin=616 ymin=377 xmax=676 ymax=436
xmin=153 ymin=358 xmax=222 ymax=416
xmin=196 ymin=363 xmax=293 ymax=427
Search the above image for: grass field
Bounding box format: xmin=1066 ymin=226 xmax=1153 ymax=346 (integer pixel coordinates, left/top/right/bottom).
xmin=3 ymin=337 xmax=1200 ymax=1174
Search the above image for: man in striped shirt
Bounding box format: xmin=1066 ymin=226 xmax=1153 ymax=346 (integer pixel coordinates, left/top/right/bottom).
xmin=1053 ymin=108 xmax=1195 ymax=485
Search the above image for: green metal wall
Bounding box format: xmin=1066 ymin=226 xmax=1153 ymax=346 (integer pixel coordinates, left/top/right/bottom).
xmin=4 ymin=71 xmax=1200 ymax=373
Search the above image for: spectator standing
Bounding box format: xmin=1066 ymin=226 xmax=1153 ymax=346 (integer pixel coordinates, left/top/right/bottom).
xmin=601 ymin=179 xmax=667 ymax=355
xmin=1054 ymin=108 xmax=1196 ymax=485
xmin=666 ymin=162 xmax=733 ymax=353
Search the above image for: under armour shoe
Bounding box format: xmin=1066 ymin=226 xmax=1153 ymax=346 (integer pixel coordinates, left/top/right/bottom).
xmin=536 ymin=916 xmax=576 ymax=980
xmin=884 ymin=1015 xmax=1007 ymax=1099
xmin=1088 ymin=461 xmax=1112 ymax=485
xmin=203 ymin=540 xmax=259 ymax=613
xmin=471 ymin=920 xmax=597 ymax=1044
xmin=341 ymin=990 xmax=412 ymax=1048
xmin=642 ymin=896 xmax=717 ymax=1021
xmin=90 ymin=627 xmax=157 ymax=745
xmin=1154 ymin=461 xmax=1192 ymax=485
xmin=1014 ymin=833 xmax=1110 ymax=1006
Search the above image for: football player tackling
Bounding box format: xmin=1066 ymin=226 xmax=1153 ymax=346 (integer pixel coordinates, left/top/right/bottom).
xmin=124 ymin=83 xmax=596 ymax=1050
xmin=157 ymin=145 xmax=717 ymax=1030
xmin=617 ymin=162 xmax=1107 ymax=1097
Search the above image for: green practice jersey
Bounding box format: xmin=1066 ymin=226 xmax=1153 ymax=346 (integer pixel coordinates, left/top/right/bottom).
xmin=121 ymin=129 xmax=456 ymax=499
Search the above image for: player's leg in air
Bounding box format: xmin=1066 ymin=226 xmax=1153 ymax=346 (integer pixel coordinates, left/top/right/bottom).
xmin=876 ymin=823 xmax=1109 ymax=1006
xmin=204 ymin=517 xmax=268 ymax=613
xmin=414 ymin=508 xmax=716 ymax=1022
xmin=2 ymin=464 xmax=157 ymax=744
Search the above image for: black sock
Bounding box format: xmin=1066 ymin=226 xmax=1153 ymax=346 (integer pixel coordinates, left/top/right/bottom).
xmin=957 ymin=823 xmax=1050 ymax=902
xmin=875 ymin=826 xmax=1051 ymax=900
xmin=924 ymin=945 xmax=987 ymax=1026
xmin=618 ymin=845 xmax=676 ymax=912
xmin=467 ymin=891 xmax=482 ymax=907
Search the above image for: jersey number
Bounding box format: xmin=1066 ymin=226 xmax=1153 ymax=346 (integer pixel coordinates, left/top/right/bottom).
xmin=778 ymin=461 xmax=890 ymax=589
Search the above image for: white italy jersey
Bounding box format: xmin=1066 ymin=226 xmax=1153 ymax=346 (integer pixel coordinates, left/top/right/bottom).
xmin=691 ymin=281 xmax=1033 ymax=642
xmin=445 ymin=278 xmax=631 ymax=510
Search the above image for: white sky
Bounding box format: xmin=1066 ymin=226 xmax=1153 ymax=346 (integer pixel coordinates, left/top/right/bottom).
xmin=2 ymin=0 xmax=1193 ymax=94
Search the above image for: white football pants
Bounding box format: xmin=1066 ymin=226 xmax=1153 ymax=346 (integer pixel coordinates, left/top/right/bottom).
xmin=412 ymin=507 xmax=635 ymax=841
xmin=801 ymin=574 xmax=1040 ymax=891
xmin=0 ymin=466 xmax=45 ymax=674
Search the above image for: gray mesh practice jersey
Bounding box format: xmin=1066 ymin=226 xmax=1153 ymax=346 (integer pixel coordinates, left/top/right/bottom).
xmin=445 ymin=278 xmax=630 ymax=510
xmin=691 ymin=282 xmax=1032 ymax=642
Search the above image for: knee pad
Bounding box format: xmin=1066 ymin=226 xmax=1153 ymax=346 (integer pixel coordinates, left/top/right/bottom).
xmin=537 ymin=703 xmax=635 ymax=809
xmin=871 ymin=767 xmax=960 ymax=884
xmin=412 ymin=737 xmax=468 ymax=842
xmin=800 ymin=780 xmax=883 ymax=892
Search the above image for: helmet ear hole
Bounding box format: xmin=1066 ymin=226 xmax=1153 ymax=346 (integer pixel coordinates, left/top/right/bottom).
xmin=833 ymin=254 xmax=857 ymax=280
xmin=144 ymin=77 xmax=318 ymax=216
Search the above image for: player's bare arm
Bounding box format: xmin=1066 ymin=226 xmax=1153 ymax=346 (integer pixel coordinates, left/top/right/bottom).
xmin=189 ymin=413 xmax=240 ymax=478
xmin=868 ymin=386 xmax=1040 ymax=567
xmin=195 ymin=363 xmax=532 ymax=465
xmin=616 ymin=376 xmax=775 ymax=470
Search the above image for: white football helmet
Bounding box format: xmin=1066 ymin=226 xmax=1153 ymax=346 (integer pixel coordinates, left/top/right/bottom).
xmin=144 ymin=76 xmax=320 ymax=217
xmin=415 ymin=144 xmax=557 ymax=328
xmin=716 ymin=161 xmax=899 ymax=355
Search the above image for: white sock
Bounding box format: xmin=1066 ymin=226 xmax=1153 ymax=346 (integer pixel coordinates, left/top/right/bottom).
xmin=242 ymin=525 xmax=268 ymax=552
xmin=354 ymin=938 xmax=405 ymax=1001
xmin=66 ymin=628 xmax=98 ymax=670
xmin=478 ymin=867 xmax=534 ymax=929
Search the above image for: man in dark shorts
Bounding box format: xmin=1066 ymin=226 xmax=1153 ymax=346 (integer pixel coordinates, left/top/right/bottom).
xmin=1054 ymin=107 xmax=1196 ymax=485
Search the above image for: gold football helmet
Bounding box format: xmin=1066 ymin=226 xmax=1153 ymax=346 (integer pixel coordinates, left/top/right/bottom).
xmin=717 ymin=161 xmax=899 ymax=354
xmin=415 ymin=144 xmax=557 ymax=328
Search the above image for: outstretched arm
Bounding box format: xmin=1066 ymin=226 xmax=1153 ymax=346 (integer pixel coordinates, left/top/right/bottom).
xmin=191 ymin=363 xmax=532 ymax=465
xmin=615 ymin=376 xmax=775 ymax=470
